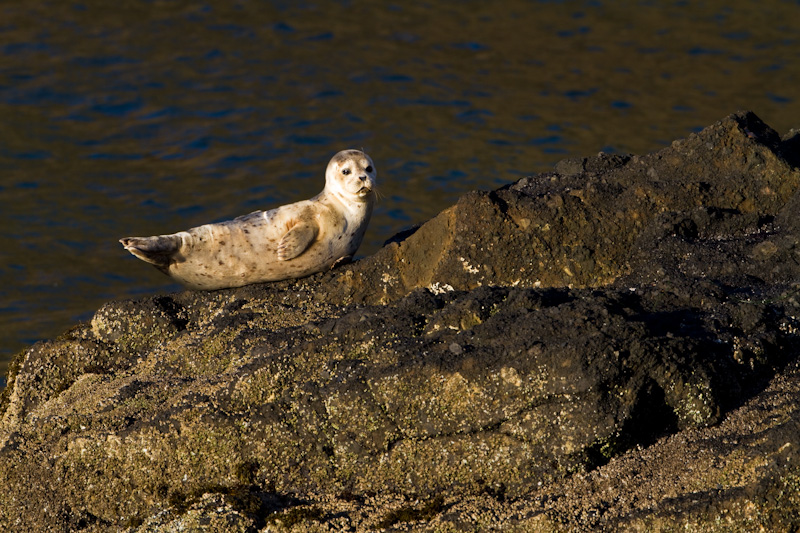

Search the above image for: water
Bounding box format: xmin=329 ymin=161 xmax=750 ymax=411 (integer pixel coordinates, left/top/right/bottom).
xmin=1 ymin=0 xmax=799 ymax=382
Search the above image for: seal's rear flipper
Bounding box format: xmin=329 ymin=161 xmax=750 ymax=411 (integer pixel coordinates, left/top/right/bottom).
xmin=120 ymin=235 xmax=182 ymax=270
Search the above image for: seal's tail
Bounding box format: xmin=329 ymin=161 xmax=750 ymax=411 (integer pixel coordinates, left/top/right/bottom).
xmin=120 ymin=235 xmax=182 ymax=270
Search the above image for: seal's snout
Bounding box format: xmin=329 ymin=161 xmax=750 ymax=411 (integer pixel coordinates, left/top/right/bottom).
xmin=357 ymin=173 xmax=375 ymax=196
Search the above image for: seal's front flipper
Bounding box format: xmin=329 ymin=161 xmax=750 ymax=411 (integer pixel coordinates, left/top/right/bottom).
xmin=278 ymin=222 xmax=318 ymax=261
xmin=120 ymin=235 xmax=182 ymax=269
xmin=331 ymin=255 xmax=353 ymax=269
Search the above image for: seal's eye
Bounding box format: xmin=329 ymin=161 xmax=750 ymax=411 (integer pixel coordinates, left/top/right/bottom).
xmin=366 ymin=166 xmax=373 ymax=173
xmin=341 ymin=168 xmax=351 ymax=175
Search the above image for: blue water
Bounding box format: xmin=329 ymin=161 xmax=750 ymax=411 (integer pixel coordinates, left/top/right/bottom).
xmin=1 ymin=0 xmax=799 ymax=379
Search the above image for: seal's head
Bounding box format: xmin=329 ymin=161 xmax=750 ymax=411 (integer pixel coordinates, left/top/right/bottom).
xmin=325 ymin=149 xmax=377 ymax=201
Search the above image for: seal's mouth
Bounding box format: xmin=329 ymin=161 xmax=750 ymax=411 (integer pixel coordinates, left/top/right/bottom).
xmin=356 ymin=186 xmax=372 ymax=195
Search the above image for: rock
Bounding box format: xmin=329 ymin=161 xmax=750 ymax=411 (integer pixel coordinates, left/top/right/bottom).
xmin=319 ymin=112 xmax=799 ymax=304
xmin=1 ymin=111 xmax=800 ymax=531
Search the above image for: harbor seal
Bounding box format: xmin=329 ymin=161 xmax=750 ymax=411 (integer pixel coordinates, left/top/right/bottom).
xmin=120 ymin=149 xmax=377 ymax=290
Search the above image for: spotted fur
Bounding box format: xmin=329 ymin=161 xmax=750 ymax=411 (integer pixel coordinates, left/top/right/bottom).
xmin=121 ymin=149 xmax=376 ymax=290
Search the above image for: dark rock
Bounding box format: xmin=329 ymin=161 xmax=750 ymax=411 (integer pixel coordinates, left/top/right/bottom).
xmin=2 ymin=111 xmax=800 ymax=531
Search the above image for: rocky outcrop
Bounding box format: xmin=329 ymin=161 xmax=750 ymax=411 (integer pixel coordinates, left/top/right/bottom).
xmin=2 ymin=111 xmax=800 ymax=531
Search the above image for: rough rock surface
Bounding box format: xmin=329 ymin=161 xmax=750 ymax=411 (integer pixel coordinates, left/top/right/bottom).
xmin=2 ymin=111 xmax=800 ymax=531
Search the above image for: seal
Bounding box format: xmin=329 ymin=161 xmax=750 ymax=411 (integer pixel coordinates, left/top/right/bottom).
xmin=120 ymin=149 xmax=377 ymax=290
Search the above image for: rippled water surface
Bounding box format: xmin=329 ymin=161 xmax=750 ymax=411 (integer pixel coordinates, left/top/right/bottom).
xmin=2 ymin=0 xmax=799 ymax=381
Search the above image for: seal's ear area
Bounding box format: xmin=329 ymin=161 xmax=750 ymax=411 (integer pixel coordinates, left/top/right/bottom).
xmin=277 ymin=221 xmax=319 ymax=261
xmin=120 ymin=235 xmax=181 ymax=268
